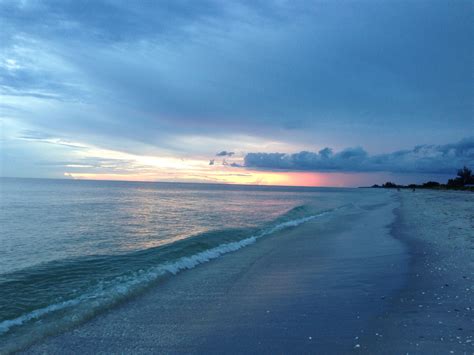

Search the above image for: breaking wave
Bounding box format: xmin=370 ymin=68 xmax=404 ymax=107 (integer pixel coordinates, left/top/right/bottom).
xmin=0 ymin=205 xmax=330 ymax=352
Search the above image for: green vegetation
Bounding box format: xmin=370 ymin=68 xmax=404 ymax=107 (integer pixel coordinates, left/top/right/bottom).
xmin=371 ymin=166 xmax=474 ymax=192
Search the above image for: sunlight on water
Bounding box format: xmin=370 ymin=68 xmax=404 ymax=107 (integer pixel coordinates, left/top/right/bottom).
xmin=0 ymin=179 xmax=314 ymax=273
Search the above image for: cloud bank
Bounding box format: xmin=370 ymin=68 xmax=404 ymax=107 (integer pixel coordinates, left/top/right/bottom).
xmin=244 ymin=138 xmax=474 ymax=174
xmin=1 ymin=0 xmax=472 ymax=157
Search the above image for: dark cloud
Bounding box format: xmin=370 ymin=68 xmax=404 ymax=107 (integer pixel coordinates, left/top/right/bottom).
xmin=244 ymin=138 xmax=474 ymax=174
xmin=216 ymin=151 xmax=235 ymax=157
xmin=0 ymin=0 xmax=472 ymax=155
xmin=0 ymin=0 xmax=226 ymax=46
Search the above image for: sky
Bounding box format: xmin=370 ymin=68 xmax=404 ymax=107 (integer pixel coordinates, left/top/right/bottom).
xmin=0 ymin=0 xmax=473 ymax=187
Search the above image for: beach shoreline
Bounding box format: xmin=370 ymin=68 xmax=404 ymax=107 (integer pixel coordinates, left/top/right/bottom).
xmin=19 ymin=190 xmax=407 ymax=354
xmin=16 ymin=190 xmax=474 ymax=354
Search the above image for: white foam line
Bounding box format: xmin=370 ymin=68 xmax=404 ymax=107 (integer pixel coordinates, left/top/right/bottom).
xmin=0 ymin=212 xmax=324 ymax=335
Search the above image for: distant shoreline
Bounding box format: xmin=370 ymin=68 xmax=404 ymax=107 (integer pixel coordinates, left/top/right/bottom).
xmin=367 ymin=185 xmax=474 ymax=192
xmin=365 ymin=166 xmax=474 ymax=192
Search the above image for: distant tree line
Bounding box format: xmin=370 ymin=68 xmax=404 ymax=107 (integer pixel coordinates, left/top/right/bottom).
xmin=371 ymin=166 xmax=474 ymax=191
xmin=447 ymin=166 xmax=474 ymax=187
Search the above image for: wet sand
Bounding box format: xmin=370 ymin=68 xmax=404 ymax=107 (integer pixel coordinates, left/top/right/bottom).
xmin=21 ymin=190 xmax=473 ymax=354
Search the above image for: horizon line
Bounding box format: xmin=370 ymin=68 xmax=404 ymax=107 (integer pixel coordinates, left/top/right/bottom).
xmin=0 ymin=176 xmax=356 ymax=190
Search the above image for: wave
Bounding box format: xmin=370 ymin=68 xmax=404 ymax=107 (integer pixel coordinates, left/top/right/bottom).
xmin=0 ymin=205 xmax=329 ymax=351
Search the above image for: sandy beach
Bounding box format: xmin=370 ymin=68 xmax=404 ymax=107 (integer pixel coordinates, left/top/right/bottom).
xmin=361 ymin=190 xmax=474 ymax=354
xmin=19 ymin=190 xmax=473 ymax=354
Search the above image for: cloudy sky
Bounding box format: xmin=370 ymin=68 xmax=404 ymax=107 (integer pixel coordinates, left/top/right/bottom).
xmin=0 ymin=0 xmax=472 ymax=186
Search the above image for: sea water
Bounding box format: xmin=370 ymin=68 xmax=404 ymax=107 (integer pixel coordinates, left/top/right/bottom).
xmin=0 ymin=178 xmax=373 ymax=351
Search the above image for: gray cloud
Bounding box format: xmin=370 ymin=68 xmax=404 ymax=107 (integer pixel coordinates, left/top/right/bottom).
xmin=216 ymin=151 xmax=235 ymax=157
xmin=244 ymin=138 xmax=474 ymax=174
xmin=0 ymin=0 xmax=472 ymax=157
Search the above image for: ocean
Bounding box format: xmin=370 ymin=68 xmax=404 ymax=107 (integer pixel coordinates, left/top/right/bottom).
xmin=0 ymin=178 xmax=375 ymax=351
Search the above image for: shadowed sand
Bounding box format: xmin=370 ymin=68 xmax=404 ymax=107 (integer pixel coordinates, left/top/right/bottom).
xmin=21 ymin=190 xmax=473 ymax=354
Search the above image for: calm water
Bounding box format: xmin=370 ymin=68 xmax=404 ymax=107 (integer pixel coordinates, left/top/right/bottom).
xmin=0 ymin=178 xmax=372 ymax=351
